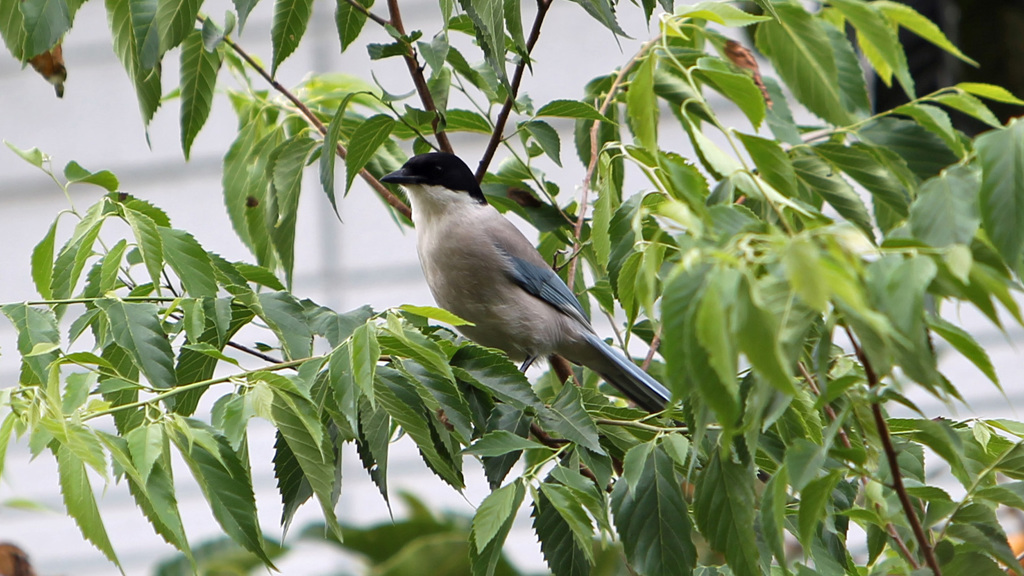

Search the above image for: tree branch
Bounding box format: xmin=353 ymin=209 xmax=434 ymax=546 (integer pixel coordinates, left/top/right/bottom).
xmin=386 ymin=0 xmax=453 ymax=154
xmin=566 ymin=38 xmax=657 ymax=291
xmin=474 ymin=0 xmax=554 ymax=182
xmin=844 ymin=327 xmax=941 ymax=576
xmin=219 ymin=33 xmax=412 ymax=220
xmin=342 ymin=0 xmax=388 ymax=27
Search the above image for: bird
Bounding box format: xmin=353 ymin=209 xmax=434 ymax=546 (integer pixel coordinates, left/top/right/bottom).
xmin=381 ymin=152 xmax=670 ymax=413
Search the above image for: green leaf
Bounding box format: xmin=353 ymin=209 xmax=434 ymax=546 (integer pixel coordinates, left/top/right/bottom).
xmin=538 ymin=384 xmax=603 ymax=453
xmin=2 ymin=304 xmax=60 ymax=385
xmin=823 ymin=19 xmax=870 ymax=117
xmin=159 ymin=228 xmax=219 ymax=298
xmin=446 ymin=109 xmax=492 ymax=133
xmin=761 ymin=466 xmax=789 ymax=567
xmin=374 ymin=367 xmax=464 ymax=489
xmin=533 ymin=482 xmax=591 ymax=576
xmin=909 ymin=165 xmax=981 ymax=247
xmin=344 ymin=114 xmax=395 ymax=193
xmin=270 ymin=383 xmax=341 ymax=539
xmin=464 ymin=430 xmax=548 ymax=457
xmin=171 ymin=420 xmax=275 ymax=567
xmin=798 ymin=471 xmax=840 ymax=547
xmin=232 ymin=0 xmax=259 ymax=30
xmin=792 ymin=151 xmax=874 ymax=238
xmin=180 ymin=29 xmax=222 ymax=159
xmin=755 ymin=2 xmax=849 ymax=125
xmin=127 ymin=423 xmax=165 ymax=486
xmin=95 ymin=299 xmax=177 ymax=390
xmin=674 ymin=1 xmax=770 ymax=26
xmin=814 ymin=142 xmax=912 ymax=219
xmin=736 ymin=277 xmax=795 ymax=395
xmin=567 ymin=0 xmax=626 ymax=37
xmin=482 ymin=406 xmax=531 ymax=490
xmin=349 ymin=320 xmax=380 ymax=401
xmin=398 ymin=304 xmax=473 ymax=326
xmin=892 ymin=103 xmax=964 ymax=156
xmin=31 ymin=218 xmax=59 ymax=299
xmin=874 ymin=1 xmax=977 ymax=66
xmin=975 ymin=119 xmax=1024 ymax=271
xmin=612 ymin=443 xmax=697 ymax=576
xmin=123 ymin=207 xmax=164 ymax=293
xmin=831 ymin=0 xmax=913 ymax=99
xmin=270 ymin=135 xmax=317 ymax=287
xmin=127 ymin=0 xmax=160 ymax=70
xmin=335 ymin=0 xmax=371 ymax=52
xmin=857 ymin=116 xmax=959 ymax=180
xmin=694 ymin=57 xmax=765 ymax=129
xmin=56 ymin=444 xmax=121 ymax=568
xmin=252 ymin=291 xmax=313 ymax=360
xmin=356 ymin=397 xmax=390 ymax=501
xmin=958 ymin=82 xmax=1024 ymax=106
xmin=783 ymin=236 xmax=829 ymax=312
xmin=271 ymin=0 xmax=313 ymax=74
xmin=64 ymin=161 xmax=120 ymax=191
xmin=458 ymin=0 xmax=507 ymax=85
xmin=156 ymin=0 xmax=200 ymax=54
xmin=470 ymin=480 xmax=524 ymax=576
xmin=201 ymin=11 xmax=235 ymax=50
xmin=451 ymin=345 xmax=545 ymax=413
xmin=932 ymin=92 xmax=1001 ymax=128
xmin=627 ymin=54 xmax=658 ymax=150
xmin=20 ymin=0 xmax=70 ymax=59
xmin=927 ymin=315 xmax=999 ymax=388
xmin=539 ymin=482 xmax=594 ymax=562
xmin=737 ymin=132 xmax=797 ymax=197
xmin=693 ymin=450 xmax=759 ymax=576
xmin=319 ymin=94 xmax=358 ymax=214
xmin=537 ymin=99 xmax=612 ymax=122
xmin=0 ymin=0 xmax=27 ymax=60
xmin=472 ymin=480 xmax=524 ymax=552
xmin=0 ymin=414 xmax=14 ymax=481
xmin=50 ymin=201 xmax=106 ymax=300
xmin=521 ymin=120 xmax=562 ymax=166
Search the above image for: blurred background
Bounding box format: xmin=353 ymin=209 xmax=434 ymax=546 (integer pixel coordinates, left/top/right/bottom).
xmin=1 ymin=0 xmax=1023 ymax=574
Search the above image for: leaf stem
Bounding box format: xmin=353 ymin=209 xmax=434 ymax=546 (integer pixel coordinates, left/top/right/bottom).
xmin=386 ymin=0 xmax=453 ymax=153
xmin=342 ymin=0 xmax=388 ymax=27
xmin=83 ymin=355 xmax=321 ymax=422
xmin=22 ymin=296 xmax=179 ymax=306
xmin=216 ymin=26 xmax=412 ymax=219
xmin=474 ymin=0 xmax=554 ymax=182
xmin=844 ymin=327 xmax=942 ymax=576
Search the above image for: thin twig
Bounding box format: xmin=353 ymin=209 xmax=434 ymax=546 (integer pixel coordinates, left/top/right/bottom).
xmin=641 ymin=326 xmax=662 ymax=372
xmin=226 ymin=341 xmax=284 ymax=365
xmin=342 ymin=0 xmax=388 ymax=27
xmin=566 ymin=38 xmax=657 ymax=291
xmin=386 ymin=0 xmax=453 ymax=154
xmin=219 ymin=34 xmax=412 ymax=219
xmin=595 ymin=418 xmax=684 ymax=433
xmin=844 ymin=327 xmax=941 ymax=576
xmin=474 ymin=0 xmax=554 ymax=182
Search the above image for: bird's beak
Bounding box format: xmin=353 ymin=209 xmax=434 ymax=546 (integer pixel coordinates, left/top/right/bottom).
xmin=380 ymin=167 xmax=426 ymax=185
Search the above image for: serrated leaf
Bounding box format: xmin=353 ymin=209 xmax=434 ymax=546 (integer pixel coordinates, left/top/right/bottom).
xmin=458 ymin=0 xmax=507 ymax=85
xmin=798 ymin=471 xmax=840 ymax=546
xmin=270 ymin=385 xmax=341 ymax=539
xmin=567 ymin=0 xmax=626 ymax=37
xmin=64 ymin=161 xmax=120 ymax=191
xmin=20 ymin=0 xmax=70 ymax=59
xmin=271 ymin=0 xmax=313 ymax=73
xmin=159 ymin=228 xmax=219 ymax=297
xmin=823 ymin=21 xmax=871 ymax=118
xmin=874 ymin=1 xmax=977 ymax=66
xmin=127 ymin=0 xmax=159 ymax=71
xmin=537 ymin=99 xmax=612 ymax=122
xmin=446 ymin=109 xmax=492 ymax=133
xmin=959 ymin=82 xmax=1024 ymax=105
xmin=539 ymin=482 xmax=594 ymax=562
xmin=96 ymin=299 xmax=176 ymax=390
xmin=50 ymin=201 xmax=106 ymax=301
xmin=933 ymin=91 xmax=1001 ymax=128
xmin=255 ymin=291 xmax=313 ymax=360
xmin=171 ymin=420 xmax=275 ymax=567
xmin=694 ymin=57 xmax=765 ymax=129
xmin=975 ymin=119 xmax=1024 ymax=271
xmin=482 ymin=405 xmax=531 ymax=490
xmin=792 ymin=151 xmax=874 ymax=238
xmin=398 ymin=304 xmax=473 ymax=326
xmin=55 ymin=444 xmax=121 ymax=568
xmin=533 ymin=485 xmax=591 ymax=576
xmin=927 ymin=315 xmax=999 ymax=388
xmin=356 ymin=397 xmax=390 ymax=502
xmin=155 ymin=0 xmax=200 ymax=54
xmin=674 ymin=1 xmax=770 ymax=26
xmin=464 ymin=430 xmax=547 ymax=457
xmin=335 ymin=0 xmax=371 ymax=52
xmin=522 ymin=120 xmax=562 ymax=166
xmin=344 ymin=114 xmax=395 ymax=193
xmin=693 ymin=450 xmax=758 ymax=576
xmin=349 ymin=320 xmax=380 ymax=401
xmin=127 ymin=423 xmax=164 ymax=486
xmin=451 ymin=345 xmax=545 ymax=413
xmin=612 ymin=444 xmax=696 ymax=576
xmin=783 ymin=236 xmax=829 ymax=312
xmin=909 ymin=165 xmax=981 ymax=247
xmin=270 ymin=135 xmax=317 ymax=287
xmin=755 ymin=3 xmax=849 ymax=125
xmin=319 ymin=93 xmax=358 ymax=214
xmin=472 ymin=480 xmax=524 ymax=552
xmin=0 ymin=0 xmax=27 ymax=60
xmin=180 ymin=29 xmax=222 ymax=159
xmin=374 ymin=367 xmax=464 ymax=489
xmin=538 ymin=385 xmax=602 ymax=453
xmin=2 ymin=303 xmax=60 ymax=385
xmin=857 ymin=116 xmax=959 ymax=180
xmin=31 ymin=218 xmax=59 ymax=299
xmin=627 ymin=54 xmax=657 ymax=150
xmin=123 ymin=207 xmax=164 ymax=293
xmin=831 ymin=0 xmax=913 ymax=99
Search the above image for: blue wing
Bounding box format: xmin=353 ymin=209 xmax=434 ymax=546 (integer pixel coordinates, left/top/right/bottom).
xmin=503 ymin=253 xmax=591 ymax=328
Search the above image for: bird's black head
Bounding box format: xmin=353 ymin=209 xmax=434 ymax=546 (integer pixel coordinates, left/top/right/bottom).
xmin=381 ymin=153 xmax=486 ymax=204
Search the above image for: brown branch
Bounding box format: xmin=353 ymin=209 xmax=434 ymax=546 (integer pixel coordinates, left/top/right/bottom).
xmin=475 ymin=0 xmax=554 ymax=182
xmin=641 ymin=326 xmax=662 ymax=372
xmin=220 ymin=35 xmax=412 ymax=220
xmin=386 ymin=0 xmax=453 ymax=154
xmin=566 ymin=38 xmax=657 ymax=291
xmin=844 ymin=327 xmax=941 ymax=576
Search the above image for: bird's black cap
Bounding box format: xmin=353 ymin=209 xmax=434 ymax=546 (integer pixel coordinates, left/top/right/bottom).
xmin=381 ymin=153 xmax=486 ymax=204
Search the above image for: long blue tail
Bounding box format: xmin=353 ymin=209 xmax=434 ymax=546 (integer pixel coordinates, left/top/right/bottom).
xmin=581 ymin=333 xmax=671 ymax=413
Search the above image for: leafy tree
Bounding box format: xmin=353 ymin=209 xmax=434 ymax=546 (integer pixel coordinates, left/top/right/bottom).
xmin=2 ymin=0 xmax=1024 ymax=575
